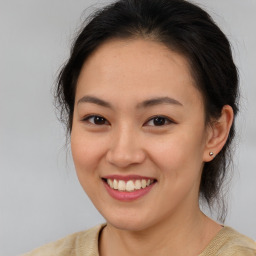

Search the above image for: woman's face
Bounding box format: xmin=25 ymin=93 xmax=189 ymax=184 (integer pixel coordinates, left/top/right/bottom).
xmin=71 ymin=38 xmax=211 ymax=231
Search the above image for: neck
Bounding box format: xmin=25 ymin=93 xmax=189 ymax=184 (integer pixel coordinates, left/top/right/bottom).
xmin=99 ymin=207 xmax=222 ymax=256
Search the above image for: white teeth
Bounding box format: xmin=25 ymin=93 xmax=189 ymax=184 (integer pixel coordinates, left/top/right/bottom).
xmin=118 ymin=180 xmax=126 ymax=191
xmin=107 ymin=179 xmax=113 ymax=188
xmin=106 ymin=178 xmax=154 ymax=192
xmin=141 ymin=179 xmax=147 ymax=188
xmin=135 ymin=180 xmax=142 ymax=190
xmin=113 ymin=179 xmax=118 ymax=189
xmin=126 ymin=180 xmax=135 ymax=191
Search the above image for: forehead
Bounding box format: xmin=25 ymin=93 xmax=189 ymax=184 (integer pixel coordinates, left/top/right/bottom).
xmin=76 ymin=38 xmax=203 ymax=107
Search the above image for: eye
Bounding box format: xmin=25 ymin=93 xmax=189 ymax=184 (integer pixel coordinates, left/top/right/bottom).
xmin=145 ymin=116 xmax=174 ymax=126
xmin=82 ymin=115 xmax=109 ymax=125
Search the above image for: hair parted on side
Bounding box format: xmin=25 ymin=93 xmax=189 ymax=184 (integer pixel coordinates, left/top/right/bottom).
xmin=55 ymin=0 xmax=239 ymax=222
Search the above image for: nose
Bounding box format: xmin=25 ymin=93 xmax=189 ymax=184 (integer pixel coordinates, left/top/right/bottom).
xmin=106 ymin=125 xmax=146 ymax=168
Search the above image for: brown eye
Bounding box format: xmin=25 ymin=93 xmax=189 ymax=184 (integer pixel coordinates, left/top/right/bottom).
xmin=83 ymin=115 xmax=109 ymax=125
xmin=145 ymin=116 xmax=173 ymax=126
xmin=153 ymin=117 xmax=166 ymax=126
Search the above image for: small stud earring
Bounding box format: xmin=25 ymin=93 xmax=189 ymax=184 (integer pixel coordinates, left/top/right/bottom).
xmin=209 ymin=152 xmax=214 ymax=157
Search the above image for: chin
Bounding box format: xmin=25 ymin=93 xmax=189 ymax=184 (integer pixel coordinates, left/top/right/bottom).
xmin=102 ymin=209 xmax=155 ymax=232
xmin=109 ymin=219 xmax=150 ymax=232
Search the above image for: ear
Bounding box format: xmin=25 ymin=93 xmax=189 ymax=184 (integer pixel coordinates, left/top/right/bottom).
xmin=203 ymin=105 xmax=234 ymax=162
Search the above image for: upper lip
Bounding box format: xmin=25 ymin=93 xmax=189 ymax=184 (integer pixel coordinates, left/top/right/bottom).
xmin=102 ymin=175 xmax=156 ymax=181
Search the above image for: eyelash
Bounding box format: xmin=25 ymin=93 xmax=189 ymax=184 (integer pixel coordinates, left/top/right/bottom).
xmin=82 ymin=115 xmax=175 ymax=127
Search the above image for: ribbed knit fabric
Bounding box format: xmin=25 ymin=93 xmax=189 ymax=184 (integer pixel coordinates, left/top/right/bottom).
xmin=20 ymin=224 xmax=104 ymax=256
xmin=199 ymin=226 xmax=256 ymax=256
xmin=21 ymin=224 xmax=256 ymax=256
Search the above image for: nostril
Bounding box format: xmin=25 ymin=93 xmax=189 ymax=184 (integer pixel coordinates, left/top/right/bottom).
xmin=106 ymin=149 xmax=146 ymax=168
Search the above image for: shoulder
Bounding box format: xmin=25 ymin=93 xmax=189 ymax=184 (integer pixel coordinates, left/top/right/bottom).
xmin=20 ymin=224 xmax=105 ymax=256
xmin=200 ymin=226 xmax=256 ymax=256
xmin=223 ymin=227 xmax=256 ymax=256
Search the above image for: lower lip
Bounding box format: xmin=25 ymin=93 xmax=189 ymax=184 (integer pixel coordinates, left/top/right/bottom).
xmin=103 ymin=180 xmax=156 ymax=201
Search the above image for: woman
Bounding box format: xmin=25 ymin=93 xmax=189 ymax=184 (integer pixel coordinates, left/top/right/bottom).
xmin=23 ymin=0 xmax=256 ymax=255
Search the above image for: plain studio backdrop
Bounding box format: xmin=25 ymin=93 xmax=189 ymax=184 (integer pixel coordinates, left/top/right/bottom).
xmin=0 ymin=0 xmax=255 ymax=255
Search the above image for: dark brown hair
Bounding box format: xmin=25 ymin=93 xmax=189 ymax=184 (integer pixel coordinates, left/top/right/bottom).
xmin=55 ymin=0 xmax=239 ymax=222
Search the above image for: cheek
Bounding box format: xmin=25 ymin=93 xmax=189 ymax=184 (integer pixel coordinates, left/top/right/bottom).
xmin=147 ymin=129 xmax=205 ymax=177
xmin=71 ymin=131 xmax=106 ymax=177
xmin=70 ymin=131 xmax=109 ymax=201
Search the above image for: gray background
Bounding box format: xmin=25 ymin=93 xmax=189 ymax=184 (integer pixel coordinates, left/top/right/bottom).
xmin=0 ymin=0 xmax=255 ymax=255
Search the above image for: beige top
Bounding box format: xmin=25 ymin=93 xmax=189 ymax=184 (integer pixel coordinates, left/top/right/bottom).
xmin=22 ymin=224 xmax=256 ymax=256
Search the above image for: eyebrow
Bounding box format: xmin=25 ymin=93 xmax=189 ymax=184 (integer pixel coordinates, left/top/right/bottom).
xmin=77 ymin=95 xmax=183 ymax=109
xmin=137 ymin=96 xmax=183 ymax=108
xmin=77 ymin=95 xmax=112 ymax=108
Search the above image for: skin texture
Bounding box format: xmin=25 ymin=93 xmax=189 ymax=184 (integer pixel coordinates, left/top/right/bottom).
xmin=71 ymin=38 xmax=233 ymax=256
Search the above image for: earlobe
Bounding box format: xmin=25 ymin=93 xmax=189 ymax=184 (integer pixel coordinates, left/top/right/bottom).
xmin=203 ymin=105 xmax=234 ymax=162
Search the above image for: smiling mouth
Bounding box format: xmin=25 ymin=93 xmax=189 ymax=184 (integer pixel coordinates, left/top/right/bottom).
xmin=102 ymin=178 xmax=157 ymax=192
